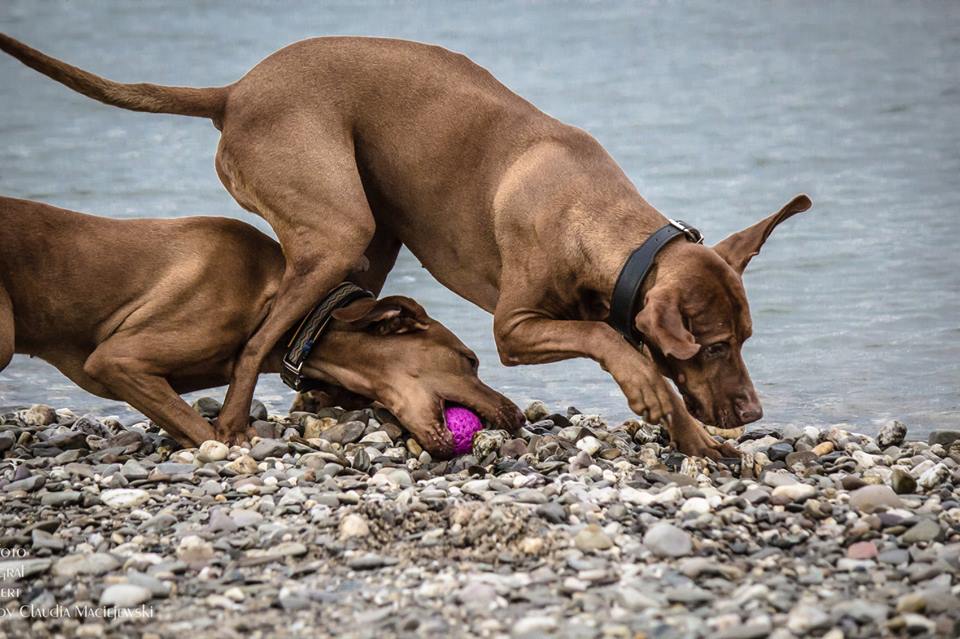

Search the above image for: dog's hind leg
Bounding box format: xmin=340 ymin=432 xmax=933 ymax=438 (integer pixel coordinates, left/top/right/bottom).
xmin=82 ymin=340 xmax=216 ymax=446
xmin=0 ymin=287 xmax=13 ymax=372
xmin=213 ymin=133 xmax=376 ymax=442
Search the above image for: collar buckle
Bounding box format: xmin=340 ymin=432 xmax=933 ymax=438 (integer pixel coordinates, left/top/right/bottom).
xmin=668 ymin=218 xmax=704 ymax=244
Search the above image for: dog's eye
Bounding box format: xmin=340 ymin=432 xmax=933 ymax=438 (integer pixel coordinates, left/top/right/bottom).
xmin=465 ymin=355 xmax=480 ymax=371
xmin=703 ymin=342 xmax=729 ymax=359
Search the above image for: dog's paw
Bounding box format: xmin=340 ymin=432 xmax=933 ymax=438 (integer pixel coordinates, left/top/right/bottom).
xmin=672 ymin=419 xmax=742 ymax=461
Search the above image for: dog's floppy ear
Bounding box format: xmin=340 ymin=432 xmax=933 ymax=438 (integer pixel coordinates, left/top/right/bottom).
xmin=332 ymin=295 xmax=430 ymax=335
xmin=634 ymin=288 xmax=700 ymax=360
xmin=713 ymin=194 xmax=812 ymax=274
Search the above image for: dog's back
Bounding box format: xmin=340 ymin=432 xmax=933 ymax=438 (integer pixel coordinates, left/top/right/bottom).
xmin=0 ymin=196 xmax=283 ymax=358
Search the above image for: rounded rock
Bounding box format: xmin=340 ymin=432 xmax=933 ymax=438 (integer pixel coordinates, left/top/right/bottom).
xmin=848 ymin=485 xmax=904 ymax=513
xmin=197 ymin=440 xmax=229 ymax=463
xmin=643 ymin=522 xmax=692 ymax=558
xmin=574 ymin=524 xmax=613 ymax=552
xmin=100 ymin=584 xmax=152 ymax=608
xmin=224 ymin=454 xmax=259 ymax=475
xmin=772 ymin=483 xmax=817 ymax=503
xmin=339 ymin=513 xmax=370 ymax=540
xmin=878 ymin=420 xmax=907 ymax=448
xmin=99 ymin=488 xmax=150 ymax=509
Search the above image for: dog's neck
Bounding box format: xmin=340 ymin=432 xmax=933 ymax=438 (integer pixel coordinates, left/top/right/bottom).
xmin=259 ymin=336 xmax=344 ymax=387
xmin=507 ymin=140 xmax=684 ymax=310
xmin=560 ymin=195 xmax=688 ymax=314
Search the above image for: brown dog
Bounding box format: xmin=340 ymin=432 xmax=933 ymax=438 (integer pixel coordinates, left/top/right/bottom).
xmin=0 ymin=35 xmax=811 ymax=458
xmin=0 ymin=196 xmax=521 ymax=455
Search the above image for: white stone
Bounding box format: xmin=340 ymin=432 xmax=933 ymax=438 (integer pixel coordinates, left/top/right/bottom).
xmin=852 ymin=450 xmax=877 ymax=469
xmin=21 ymin=404 xmax=58 ymax=426
xmin=224 ymin=587 xmax=246 ymax=602
xmin=680 ymin=497 xmax=712 ymax=515
xmin=100 ymin=488 xmax=150 ymax=509
xmin=576 ymin=436 xmax=602 ymax=456
xmin=100 ymin=584 xmax=152 ymax=608
xmin=197 ymin=440 xmax=229 ymax=463
xmin=513 ymin=616 xmax=557 ymax=635
xmin=223 ymin=454 xmax=259 ymax=475
xmin=918 ymin=463 xmax=950 ymax=490
xmin=772 ymin=484 xmax=817 ymax=502
xmin=359 ymin=431 xmax=392 ymax=444
xmin=339 ymin=513 xmax=370 ymax=539
xmin=168 ymin=450 xmax=195 ymax=464
xmin=620 ymin=486 xmax=654 ymax=506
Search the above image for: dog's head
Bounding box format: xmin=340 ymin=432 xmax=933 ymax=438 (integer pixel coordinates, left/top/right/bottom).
xmin=301 ymin=295 xmax=523 ymax=457
xmin=634 ymin=194 xmax=812 ymax=428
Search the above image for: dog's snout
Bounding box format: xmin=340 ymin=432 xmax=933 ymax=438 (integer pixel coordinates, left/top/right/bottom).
xmin=735 ymin=395 xmax=763 ymax=424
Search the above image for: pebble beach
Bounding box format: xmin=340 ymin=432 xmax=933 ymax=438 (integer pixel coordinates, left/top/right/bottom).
xmin=1 ymin=400 xmax=958 ymax=639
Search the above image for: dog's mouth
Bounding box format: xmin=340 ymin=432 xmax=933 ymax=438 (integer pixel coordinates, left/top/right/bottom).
xmin=437 ymin=398 xmax=493 ymax=431
xmin=683 ymin=392 xmax=748 ymax=431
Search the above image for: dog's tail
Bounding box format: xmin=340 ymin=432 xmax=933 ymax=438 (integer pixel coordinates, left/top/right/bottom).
xmin=0 ymin=34 xmax=227 ymax=124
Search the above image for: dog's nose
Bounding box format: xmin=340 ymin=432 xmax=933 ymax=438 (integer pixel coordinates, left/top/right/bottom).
xmin=735 ymin=397 xmax=763 ymax=424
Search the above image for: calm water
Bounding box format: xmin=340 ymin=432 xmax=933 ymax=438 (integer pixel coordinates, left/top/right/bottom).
xmin=1 ymin=1 xmax=958 ymax=435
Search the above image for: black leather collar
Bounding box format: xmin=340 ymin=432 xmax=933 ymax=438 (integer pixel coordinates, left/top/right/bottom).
xmin=608 ymin=219 xmax=704 ymax=349
xmin=280 ymin=282 xmax=375 ymax=391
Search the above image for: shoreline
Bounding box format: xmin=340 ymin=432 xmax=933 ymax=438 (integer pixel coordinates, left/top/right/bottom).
xmin=1 ymin=401 xmax=958 ymax=638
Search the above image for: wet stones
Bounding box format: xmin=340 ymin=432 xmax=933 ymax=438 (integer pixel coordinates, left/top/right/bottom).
xmin=0 ymin=431 xmax=14 ymax=453
xmin=766 ymin=441 xmax=793 ymax=462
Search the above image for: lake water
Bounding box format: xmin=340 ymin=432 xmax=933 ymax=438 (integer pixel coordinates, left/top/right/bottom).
xmin=1 ymin=1 xmax=958 ymax=436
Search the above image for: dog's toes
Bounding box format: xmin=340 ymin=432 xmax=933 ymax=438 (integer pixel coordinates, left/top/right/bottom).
xmin=701 ymin=445 xmax=726 ymax=462
xmin=718 ymin=441 xmax=742 ymax=458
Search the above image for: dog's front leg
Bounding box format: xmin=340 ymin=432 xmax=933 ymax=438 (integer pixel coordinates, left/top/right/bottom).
xmin=494 ymin=304 xmax=739 ymax=460
xmin=494 ymin=304 xmax=676 ymax=425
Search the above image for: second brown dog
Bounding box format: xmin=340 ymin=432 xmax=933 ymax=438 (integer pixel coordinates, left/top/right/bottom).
xmin=0 ymin=196 xmax=522 ymax=456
